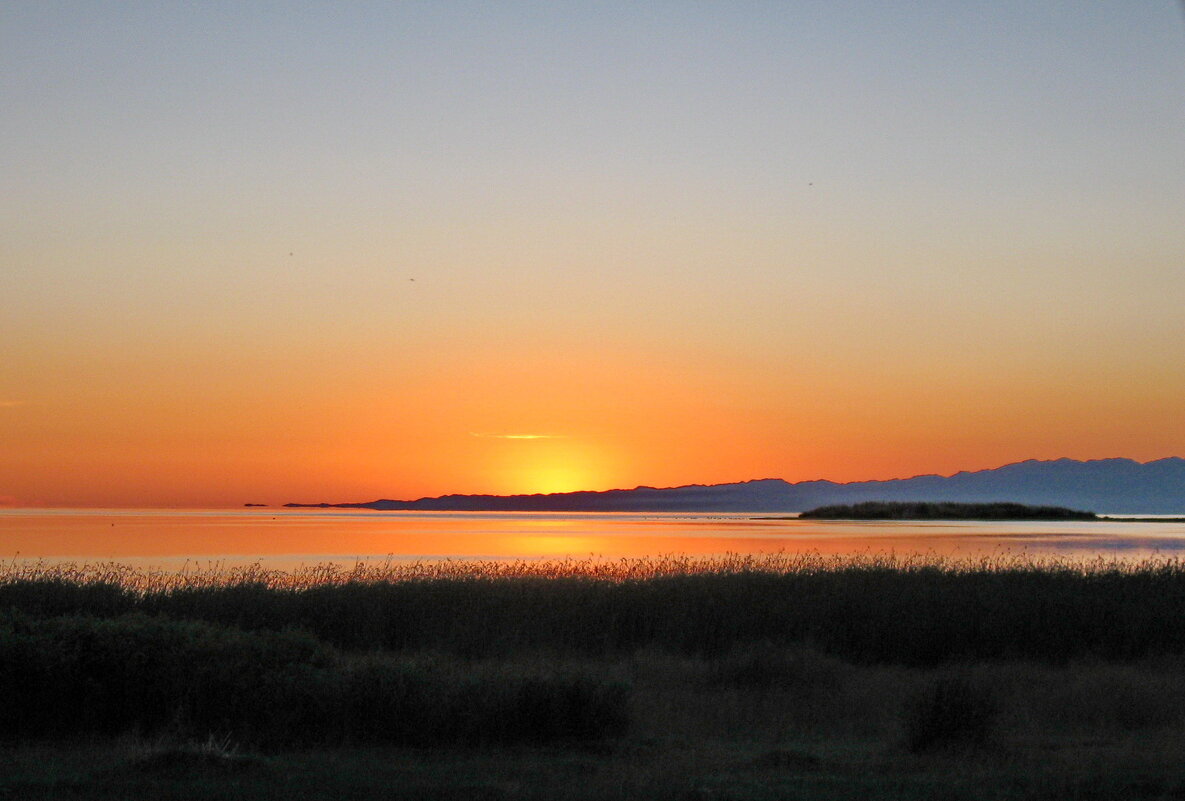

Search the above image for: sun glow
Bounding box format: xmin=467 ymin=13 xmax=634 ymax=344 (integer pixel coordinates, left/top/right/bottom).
xmin=488 ymin=436 xmax=617 ymax=496
xmin=517 ymin=464 xmax=594 ymax=495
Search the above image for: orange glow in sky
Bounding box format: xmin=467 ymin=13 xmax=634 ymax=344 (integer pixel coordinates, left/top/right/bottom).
xmin=2 ymin=4 xmax=1184 ymax=507
xmin=3 ymin=326 xmax=1183 ymax=506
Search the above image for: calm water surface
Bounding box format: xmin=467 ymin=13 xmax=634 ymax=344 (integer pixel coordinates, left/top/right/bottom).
xmin=3 ymin=508 xmax=1185 ymax=570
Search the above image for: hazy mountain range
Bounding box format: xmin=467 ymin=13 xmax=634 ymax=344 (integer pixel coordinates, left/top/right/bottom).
xmin=284 ymin=457 xmax=1185 ymax=514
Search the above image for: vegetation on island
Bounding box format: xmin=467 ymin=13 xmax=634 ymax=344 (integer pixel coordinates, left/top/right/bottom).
xmin=798 ymin=500 xmax=1099 ymax=520
xmin=7 ymin=554 xmax=1185 ymax=798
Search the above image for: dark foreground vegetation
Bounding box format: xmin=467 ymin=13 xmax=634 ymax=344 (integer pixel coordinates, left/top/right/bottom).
xmin=4 ymin=553 xmax=1183 ymax=664
xmin=0 ymin=612 xmax=626 ymax=746
xmin=7 ymin=554 xmax=1185 ymax=799
xmin=798 ymin=501 xmax=1099 ymax=520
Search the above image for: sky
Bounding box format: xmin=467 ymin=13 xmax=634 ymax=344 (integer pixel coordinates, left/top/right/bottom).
xmin=3 ymin=1 xmax=1184 ymax=507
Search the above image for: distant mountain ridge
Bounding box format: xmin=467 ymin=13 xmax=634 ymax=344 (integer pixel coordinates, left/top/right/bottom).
xmin=286 ymin=457 xmax=1185 ymax=514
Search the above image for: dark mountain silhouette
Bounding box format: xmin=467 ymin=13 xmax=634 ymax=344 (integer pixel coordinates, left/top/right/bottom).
xmin=285 ymin=457 xmax=1185 ymax=514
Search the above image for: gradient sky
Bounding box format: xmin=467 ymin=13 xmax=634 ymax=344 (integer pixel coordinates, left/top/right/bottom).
xmin=3 ymin=2 xmax=1184 ymax=507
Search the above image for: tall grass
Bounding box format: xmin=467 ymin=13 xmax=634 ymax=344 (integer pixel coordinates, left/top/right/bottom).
xmin=4 ymin=553 xmax=1185 ymax=664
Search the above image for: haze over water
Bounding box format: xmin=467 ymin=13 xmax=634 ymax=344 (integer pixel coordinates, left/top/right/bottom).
xmin=4 ymin=508 xmax=1185 ymax=572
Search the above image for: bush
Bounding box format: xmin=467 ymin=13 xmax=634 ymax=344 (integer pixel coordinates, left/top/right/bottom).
xmin=0 ymin=612 xmax=630 ymax=746
xmin=330 ymin=656 xmax=629 ymax=745
xmin=903 ymin=674 xmax=998 ymax=753
xmin=706 ymin=642 xmax=845 ymax=691
xmin=0 ymin=611 xmax=334 ymax=741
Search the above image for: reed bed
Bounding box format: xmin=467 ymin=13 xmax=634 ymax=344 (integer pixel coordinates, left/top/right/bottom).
xmin=8 ymin=554 xmax=1185 ymax=796
xmin=2 ymin=550 xmax=1169 ymax=591
xmin=10 ymin=552 xmax=1185 ymax=794
xmin=6 ymin=552 xmax=1185 ymax=663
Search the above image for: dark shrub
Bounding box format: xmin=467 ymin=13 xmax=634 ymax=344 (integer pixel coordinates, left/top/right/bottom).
xmin=333 ymin=656 xmax=630 ymax=745
xmin=0 ymin=612 xmax=630 ymax=746
xmin=706 ymin=642 xmax=845 ymax=691
xmin=903 ymin=674 xmax=998 ymax=753
xmin=0 ymin=611 xmax=334 ymax=742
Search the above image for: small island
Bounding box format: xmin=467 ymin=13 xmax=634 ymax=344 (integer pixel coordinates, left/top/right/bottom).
xmin=797 ymin=501 xmax=1099 ymax=521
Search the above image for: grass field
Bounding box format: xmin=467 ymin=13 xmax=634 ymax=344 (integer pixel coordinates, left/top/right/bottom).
xmin=5 ymin=554 xmax=1185 ymax=798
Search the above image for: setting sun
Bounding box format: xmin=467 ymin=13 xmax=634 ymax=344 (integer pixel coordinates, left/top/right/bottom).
xmin=517 ymin=464 xmax=594 ymax=496
xmin=486 ymin=436 xmax=618 ymax=496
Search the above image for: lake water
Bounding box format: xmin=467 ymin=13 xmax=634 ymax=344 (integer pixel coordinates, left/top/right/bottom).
xmin=3 ymin=508 xmax=1185 ymax=571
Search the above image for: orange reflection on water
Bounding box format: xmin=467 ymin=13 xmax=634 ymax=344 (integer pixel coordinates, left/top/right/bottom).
xmin=2 ymin=509 xmax=1185 ymax=571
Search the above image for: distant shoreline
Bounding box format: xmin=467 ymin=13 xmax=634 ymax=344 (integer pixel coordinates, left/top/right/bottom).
xmin=280 ymin=456 xmax=1185 ymax=515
